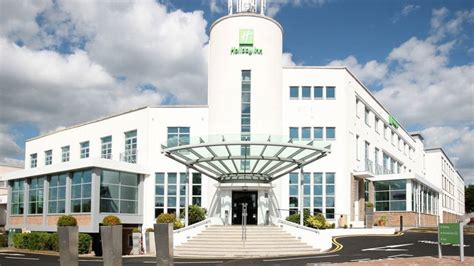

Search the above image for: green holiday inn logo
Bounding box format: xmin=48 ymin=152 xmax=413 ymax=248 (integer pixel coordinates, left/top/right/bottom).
xmin=239 ymin=29 xmax=254 ymax=46
xmin=231 ymin=29 xmax=262 ymax=56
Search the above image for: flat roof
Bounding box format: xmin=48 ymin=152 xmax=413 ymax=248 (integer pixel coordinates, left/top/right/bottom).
xmin=425 ymin=147 xmax=463 ymax=180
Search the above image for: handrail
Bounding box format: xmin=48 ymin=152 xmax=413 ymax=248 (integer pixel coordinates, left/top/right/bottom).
xmin=242 ymin=203 xmax=248 ymax=240
xmin=277 ymin=218 xmax=321 ymax=234
xmin=173 ymin=218 xmax=211 ymax=234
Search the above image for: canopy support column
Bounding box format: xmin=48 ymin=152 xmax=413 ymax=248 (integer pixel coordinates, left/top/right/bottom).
xmin=299 ymin=166 xmax=304 ymax=226
xmin=185 ymin=167 xmax=190 ymax=227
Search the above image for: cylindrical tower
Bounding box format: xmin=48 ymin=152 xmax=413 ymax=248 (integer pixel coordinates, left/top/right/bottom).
xmin=208 ymin=0 xmax=283 ymax=137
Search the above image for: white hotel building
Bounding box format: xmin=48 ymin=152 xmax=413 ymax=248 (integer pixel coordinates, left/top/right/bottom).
xmin=4 ymin=0 xmax=464 ymax=252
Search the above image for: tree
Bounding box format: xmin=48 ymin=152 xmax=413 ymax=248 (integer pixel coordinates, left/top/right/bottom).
xmin=465 ymin=185 xmax=474 ymax=213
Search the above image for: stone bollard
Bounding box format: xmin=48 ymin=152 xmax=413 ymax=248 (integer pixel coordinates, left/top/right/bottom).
xmin=145 ymin=231 xmax=156 ymax=255
xmin=58 ymin=226 xmax=78 ymax=266
xmin=154 ymin=223 xmax=173 ymax=266
xmin=100 ymin=225 xmax=123 ymax=266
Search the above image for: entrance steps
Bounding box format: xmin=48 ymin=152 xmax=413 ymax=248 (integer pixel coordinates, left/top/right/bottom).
xmin=174 ymin=225 xmax=320 ymax=258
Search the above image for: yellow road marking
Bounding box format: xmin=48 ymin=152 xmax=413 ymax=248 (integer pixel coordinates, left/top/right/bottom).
xmin=327 ymin=231 xmax=404 ymax=253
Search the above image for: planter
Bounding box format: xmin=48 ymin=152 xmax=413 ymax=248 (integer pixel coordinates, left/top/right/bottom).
xmin=154 ymin=223 xmax=173 ymax=266
xmin=130 ymin=232 xmax=141 ymax=255
xmin=365 ymin=207 xmax=374 ymax=228
xmin=100 ymin=225 xmax=122 ymax=266
xmin=145 ymin=232 xmax=155 ymax=255
xmin=58 ymin=226 xmax=78 ymax=266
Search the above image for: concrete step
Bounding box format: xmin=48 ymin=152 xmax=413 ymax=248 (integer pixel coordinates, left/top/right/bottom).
xmin=174 ymin=250 xmax=320 ymax=258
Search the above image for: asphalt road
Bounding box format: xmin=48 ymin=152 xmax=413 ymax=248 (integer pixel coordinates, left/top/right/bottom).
xmin=0 ymin=232 xmax=472 ymax=265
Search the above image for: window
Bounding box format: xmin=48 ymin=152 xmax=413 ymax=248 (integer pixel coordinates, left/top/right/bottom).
xmin=101 ymin=136 xmax=112 ymax=159
xmin=80 ymin=141 xmax=90 ymax=159
xmin=314 ymin=127 xmax=323 ymax=140
xmin=167 ymin=127 xmax=189 ymax=147
xmin=356 ymin=135 xmax=360 ymax=160
xmin=325 ymin=173 xmax=335 ymax=219
xmin=313 ymin=173 xmax=323 ymax=214
xmin=71 ymin=170 xmax=92 ymax=213
xmin=384 ymin=125 xmax=388 ymax=140
xmin=48 ymin=174 xmax=66 ymax=214
xmin=192 ymin=173 xmax=202 ymax=206
xmin=289 ymin=127 xmax=299 ymax=140
xmin=241 ymin=70 xmax=251 ymax=138
xmin=61 ymin=146 xmax=70 ymax=162
xmin=45 ymin=150 xmax=52 ymax=165
xmin=155 ymin=173 xmax=165 ymax=217
xmin=302 ymin=86 xmax=311 ymax=99
xmin=392 ymin=132 xmax=396 ymax=146
xmin=301 ymin=127 xmax=311 ymax=140
xmin=303 ymin=173 xmax=311 ymax=211
xmin=29 ymin=177 xmax=44 ymax=214
xmin=356 ymin=99 xmax=360 ymax=117
xmin=100 ymin=170 xmax=138 ymax=214
xmin=326 ymin=127 xmax=335 ymax=140
xmin=364 ymin=141 xmax=370 ymax=160
xmin=30 ymin=153 xmax=37 ymax=168
xmin=314 ymin=86 xmax=323 ymax=99
xmin=375 ymin=117 xmax=380 ymax=133
xmin=375 ymin=180 xmax=406 ymax=211
xmin=365 ymin=108 xmax=370 ymax=126
xmin=124 ymin=130 xmax=138 ymax=163
xmin=11 ymin=180 xmax=24 ymax=215
xmin=289 ymin=173 xmax=298 ymax=215
xmin=290 ymin=86 xmax=299 ymax=99
xmin=326 ymin=86 xmax=335 ymax=99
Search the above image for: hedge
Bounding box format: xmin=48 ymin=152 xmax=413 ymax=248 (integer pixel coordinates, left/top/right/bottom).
xmin=12 ymin=232 xmax=92 ymax=254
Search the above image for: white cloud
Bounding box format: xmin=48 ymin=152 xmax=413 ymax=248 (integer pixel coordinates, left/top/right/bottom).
xmin=266 ymin=0 xmax=326 ymax=17
xmin=328 ymin=55 xmax=387 ymax=85
xmin=210 ymin=0 xmax=224 ymax=14
xmin=401 ymin=4 xmax=420 ymax=16
xmin=282 ymin=52 xmax=297 ymax=66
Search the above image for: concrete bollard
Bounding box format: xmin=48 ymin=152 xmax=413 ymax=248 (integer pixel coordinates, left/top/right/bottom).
xmin=58 ymin=226 xmax=78 ymax=266
xmin=100 ymin=225 xmax=123 ymax=266
xmin=154 ymin=223 xmax=173 ymax=266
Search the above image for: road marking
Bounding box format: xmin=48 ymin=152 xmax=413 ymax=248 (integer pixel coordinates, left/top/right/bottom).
xmin=79 ymin=259 xmax=102 ymax=262
xmin=0 ymin=253 xmax=25 ymax=256
xmin=350 ymin=258 xmax=371 ymax=262
xmin=362 ymin=243 xmax=414 ymax=252
xmin=387 ymin=254 xmax=413 ymax=258
xmin=144 ymin=261 xmax=224 ymax=264
xmin=5 ymin=256 xmax=40 ymax=260
xmin=418 ymin=240 xmax=470 ymax=247
xmin=264 ymin=254 xmax=339 ymax=262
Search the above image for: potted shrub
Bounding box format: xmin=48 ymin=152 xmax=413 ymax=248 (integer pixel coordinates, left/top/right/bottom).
xmin=365 ymin=202 xmax=374 ymax=228
xmin=145 ymin=228 xmax=155 ymax=255
xmin=100 ymin=215 xmax=122 ymax=266
xmin=57 ymin=215 xmax=78 ymax=266
xmin=130 ymin=227 xmax=142 ymax=255
xmin=378 ymin=216 xmax=388 ymax=226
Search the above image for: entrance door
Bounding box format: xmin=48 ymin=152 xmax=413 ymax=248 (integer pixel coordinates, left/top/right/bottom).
xmin=232 ymin=191 xmax=258 ymax=225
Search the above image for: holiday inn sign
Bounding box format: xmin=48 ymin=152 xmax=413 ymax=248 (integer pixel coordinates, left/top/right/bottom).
xmin=231 ymin=29 xmax=263 ymax=55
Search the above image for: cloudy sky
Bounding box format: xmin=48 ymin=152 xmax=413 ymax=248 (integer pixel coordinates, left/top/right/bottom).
xmin=0 ymin=0 xmax=473 ymax=183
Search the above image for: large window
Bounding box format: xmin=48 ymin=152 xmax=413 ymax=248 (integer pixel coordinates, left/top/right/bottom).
xmin=80 ymin=141 xmax=90 ymax=159
xmin=290 ymin=86 xmax=299 ymax=99
xmin=61 ymin=146 xmax=70 ymax=162
xmin=124 ymin=130 xmax=137 ymax=163
xmin=100 ymin=170 xmax=139 ymax=214
xmin=11 ymin=180 xmax=24 ymax=215
xmin=241 ymin=70 xmax=251 ymax=141
xmin=30 ymin=153 xmax=37 ymax=168
xmin=71 ymin=170 xmax=92 ymax=213
xmin=155 ymin=173 xmax=165 ymax=217
xmin=29 ymin=177 xmax=44 ymax=214
xmin=326 ymin=127 xmax=336 ymax=140
xmin=48 ymin=174 xmax=66 ymax=214
xmin=314 ymin=127 xmax=323 ymax=140
xmin=365 ymin=108 xmax=370 ymax=126
xmin=301 ymin=127 xmax=311 ymax=140
xmin=155 ymin=172 xmax=194 ymax=218
xmin=167 ymin=127 xmax=190 ymax=147
xmin=101 ymin=136 xmax=112 ymax=159
xmin=192 ymin=173 xmax=202 ymax=206
xmin=374 ymin=180 xmax=406 ymax=211
xmin=289 ymin=127 xmax=299 ymax=140
xmin=45 ymin=150 xmax=52 ymax=165
xmin=289 ymin=172 xmax=336 ymax=219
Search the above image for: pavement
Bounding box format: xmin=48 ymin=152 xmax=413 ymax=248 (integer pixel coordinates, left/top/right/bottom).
xmin=0 ymin=230 xmax=472 ymax=265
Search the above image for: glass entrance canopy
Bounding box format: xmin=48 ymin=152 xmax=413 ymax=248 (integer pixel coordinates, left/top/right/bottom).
xmin=162 ymin=134 xmax=331 ymax=183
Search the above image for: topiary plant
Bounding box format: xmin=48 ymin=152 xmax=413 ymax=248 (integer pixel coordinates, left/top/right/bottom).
xmin=102 ymin=215 xmax=121 ymax=226
xmin=306 ymin=213 xmax=329 ymax=229
xmin=132 ymin=227 xmax=141 ymax=233
xmin=145 ymin=228 xmax=154 ymax=233
xmin=156 ymin=213 xmax=176 ymax=224
xmin=366 ymin=202 xmax=374 ymax=208
xmin=57 ymin=215 xmax=78 ymax=226
xmin=186 ymin=205 xmax=207 ymax=225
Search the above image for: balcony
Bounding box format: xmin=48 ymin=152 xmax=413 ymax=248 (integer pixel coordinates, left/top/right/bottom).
xmin=120 ymin=149 xmax=137 ymax=164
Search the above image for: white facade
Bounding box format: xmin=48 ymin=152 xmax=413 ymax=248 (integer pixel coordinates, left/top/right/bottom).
xmin=5 ymin=2 xmax=464 ymax=235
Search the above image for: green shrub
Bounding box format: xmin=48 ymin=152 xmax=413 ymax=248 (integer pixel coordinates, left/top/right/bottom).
xmin=156 ymin=213 xmax=176 ymax=224
xmin=306 ymin=213 xmax=330 ymax=229
xmin=49 ymin=233 xmax=59 ymax=251
xmin=286 ymin=209 xmax=311 ymax=226
xmin=57 ymin=215 xmax=77 ymax=226
xmin=174 ymin=219 xmax=184 ymax=230
xmin=102 ymin=215 xmax=121 ymax=226
xmin=366 ymin=202 xmax=374 ymax=208
xmin=0 ymin=234 xmax=7 ymax=247
xmin=12 ymin=233 xmax=27 ymax=249
xmin=145 ymin=228 xmax=154 ymax=233
xmin=189 ymin=205 xmax=207 ymax=225
xmin=78 ymin=233 xmax=92 ymax=254
xmin=132 ymin=227 xmax=141 ymax=233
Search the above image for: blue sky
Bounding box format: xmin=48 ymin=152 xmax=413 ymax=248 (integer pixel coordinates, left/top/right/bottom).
xmin=0 ymin=0 xmax=472 ymax=183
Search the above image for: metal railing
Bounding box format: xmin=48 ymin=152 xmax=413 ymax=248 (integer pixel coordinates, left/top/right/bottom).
xmin=120 ymin=149 xmax=137 ymax=163
xmin=241 ymin=203 xmax=248 ymax=240
xmin=365 ymin=158 xmax=374 ymax=174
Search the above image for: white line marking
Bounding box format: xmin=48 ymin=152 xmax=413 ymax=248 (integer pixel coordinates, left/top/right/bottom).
xmin=350 ymin=258 xmax=371 ymax=262
xmin=0 ymin=253 xmax=25 ymax=256
xmin=79 ymin=259 xmax=102 ymax=262
xmin=388 ymin=254 xmax=413 ymax=258
xmin=264 ymin=254 xmax=339 ymax=262
xmin=362 ymin=243 xmax=414 ymax=252
xmin=144 ymin=261 xmax=224 ymax=264
xmin=5 ymin=256 xmax=40 ymax=260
